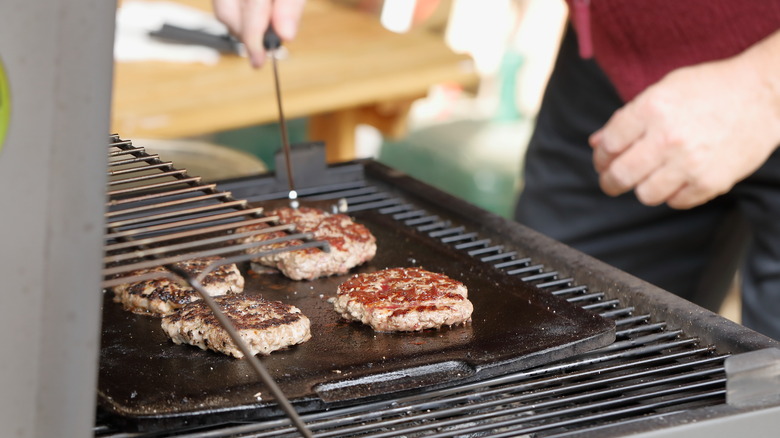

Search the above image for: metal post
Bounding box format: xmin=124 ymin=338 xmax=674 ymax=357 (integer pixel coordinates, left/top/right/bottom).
xmin=0 ymin=0 xmax=114 ymax=436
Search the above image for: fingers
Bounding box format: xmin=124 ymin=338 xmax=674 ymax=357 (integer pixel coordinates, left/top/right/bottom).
xmin=272 ymin=0 xmax=306 ymax=41
xmin=597 ymin=134 xmax=661 ymax=197
xmin=213 ymin=0 xmax=242 ymax=35
xmin=243 ymin=0 xmax=273 ymax=68
xmin=213 ymin=0 xmax=306 ymax=69
xmin=664 ymin=173 xmax=731 ymax=210
xmin=598 ymin=136 xmax=733 ymax=209
xmin=633 ymin=163 xmax=687 ymax=206
xmin=598 ymin=133 xmax=731 ymax=209
xmin=591 ymin=132 xmax=613 ymax=173
xmin=592 ymin=96 xmax=690 ymax=205
xmin=589 ymin=104 xmax=646 ymax=172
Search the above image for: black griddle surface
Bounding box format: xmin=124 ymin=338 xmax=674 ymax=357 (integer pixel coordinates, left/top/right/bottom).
xmin=97 ymin=209 xmax=615 ymax=431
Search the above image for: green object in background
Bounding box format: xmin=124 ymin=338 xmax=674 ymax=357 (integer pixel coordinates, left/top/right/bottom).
xmin=0 ymin=58 xmax=10 ymax=153
xmin=495 ymin=51 xmax=524 ymax=122
xmin=213 ymin=118 xmax=308 ymax=171
xmin=211 ymin=113 xmax=527 ymax=220
xmin=378 ymin=119 xmax=527 ymax=219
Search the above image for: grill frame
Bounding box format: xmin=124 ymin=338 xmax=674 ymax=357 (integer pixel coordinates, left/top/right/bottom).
xmin=96 ymin=155 xmax=780 ymax=437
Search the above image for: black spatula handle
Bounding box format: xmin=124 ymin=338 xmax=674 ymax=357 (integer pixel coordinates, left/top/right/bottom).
xmin=263 ymin=26 xmax=282 ymax=50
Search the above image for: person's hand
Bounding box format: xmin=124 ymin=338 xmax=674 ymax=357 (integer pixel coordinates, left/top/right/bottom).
xmin=213 ymin=0 xmax=306 ymax=68
xmin=590 ymin=33 xmax=780 ymax=210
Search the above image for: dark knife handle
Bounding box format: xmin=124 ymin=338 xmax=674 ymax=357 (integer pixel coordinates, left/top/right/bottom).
xmin=263 ymin=26 xmax=282 ymax=50
xmin=149 ymin=23 xmax=241 ymax=54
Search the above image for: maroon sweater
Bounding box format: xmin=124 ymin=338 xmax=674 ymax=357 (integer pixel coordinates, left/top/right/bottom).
xmin=568 ymin=0 xmax=780 ymax=101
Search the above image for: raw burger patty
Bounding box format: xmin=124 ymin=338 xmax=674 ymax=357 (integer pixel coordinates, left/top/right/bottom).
xmin=161 ymin=294 xmax=311 ymax=358
xmin=333 ymin=267 xmax=474 ymax=332
xmin=112 ymin=257 xmax=244 ymax=316
xmin=239 ymin=206 xmax=376 ymax=280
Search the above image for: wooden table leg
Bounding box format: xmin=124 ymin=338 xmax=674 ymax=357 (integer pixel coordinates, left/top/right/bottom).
xmin=356 ymin=100 xmax=415 ymax=140
xmin=309 ymin=99 xmax=418 ymax=164
xmin=308 ymin=110 xmax=358 ymax=163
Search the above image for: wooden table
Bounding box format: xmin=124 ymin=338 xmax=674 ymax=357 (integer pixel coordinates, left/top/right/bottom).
xmin=111 ymin=0 xmax=478 ymax=162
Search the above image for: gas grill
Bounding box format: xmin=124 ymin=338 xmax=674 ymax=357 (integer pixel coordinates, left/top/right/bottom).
xmin=4 ymin=3 xmax=780 ymax=436
xmin=94 ymin=137 xmax=780 ymax=437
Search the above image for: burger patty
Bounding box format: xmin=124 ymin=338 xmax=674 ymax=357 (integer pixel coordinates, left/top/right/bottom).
xmin=238 ymin=206 xmax=376 ymax=281
xmin=112 ymin=257 xmax=244 ymax=317
xmin=161 ymin=294 xmax=311 ymax=358
xmin=332 ymin=267 xmax=474 ymax=332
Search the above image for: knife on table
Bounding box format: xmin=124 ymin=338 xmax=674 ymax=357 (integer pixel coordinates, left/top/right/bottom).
xmin=149 ymin=23 xmax=245 ymax=55
xmin=263 ymin=27 xmax=299 ymax=208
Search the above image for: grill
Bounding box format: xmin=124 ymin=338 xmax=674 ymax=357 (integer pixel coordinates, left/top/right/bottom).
xmin=95 ymin=138 xmax=780 ymax=437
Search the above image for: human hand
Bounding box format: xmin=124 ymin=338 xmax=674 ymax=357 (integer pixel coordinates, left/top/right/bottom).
xmin=213 ymin=0 xmax=306 ymax=68
xmin=590 ymin=39 xmax=780 ymax=209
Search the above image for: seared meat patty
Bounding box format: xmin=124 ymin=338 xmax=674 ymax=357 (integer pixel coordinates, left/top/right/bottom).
xmin=112 ymin=257 xmax=244 ymax=317
xmin=333 ymin=267 xmax=473 ymax=332
xmin=239 ymin=206 xmax=376 ymax=281
xmin=161 ymin=294 xmax=311 ymax=358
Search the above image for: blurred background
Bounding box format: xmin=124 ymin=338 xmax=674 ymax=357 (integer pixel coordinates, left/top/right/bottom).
xmin=113 ymin=0 xmax=567 ymax=219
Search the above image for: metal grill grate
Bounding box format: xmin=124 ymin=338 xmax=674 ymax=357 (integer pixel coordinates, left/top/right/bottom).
xmin=104 ymin=135 xmax=330 ymax=287
xmin=95 ymin=154 xmax=779 ymax=438
xmin=93 ymin=176 xmax=729 ymax=438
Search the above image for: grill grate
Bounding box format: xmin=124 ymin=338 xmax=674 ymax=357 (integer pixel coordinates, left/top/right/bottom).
xmin=95 ymin=154 xmax=780 ymax=437
xmin=96 ymin=175 xmax=734 ymax=438
xmin=104 ymin=135 xmax=330 ymax=288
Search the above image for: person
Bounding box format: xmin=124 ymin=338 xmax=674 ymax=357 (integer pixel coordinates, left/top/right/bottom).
xmin=514 ymin=1 xmax=780 ymax=340
xmin=212 ymin=0 xmax=306 ymax=68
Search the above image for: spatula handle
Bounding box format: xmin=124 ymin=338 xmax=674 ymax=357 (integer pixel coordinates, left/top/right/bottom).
xmin=263 ymin=26 xmax=282 ymax=50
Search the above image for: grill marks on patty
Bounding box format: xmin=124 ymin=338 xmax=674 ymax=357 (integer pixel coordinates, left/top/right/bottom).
xmin=239 ymin=206 xmax=377 ymax=281
xmin=161 ymin=294 xmax=311 ymax=358
xmin=112 ymin=257 xmax=244 ymax=317
xmin=333 ymin=267 xmax=474 ymax=332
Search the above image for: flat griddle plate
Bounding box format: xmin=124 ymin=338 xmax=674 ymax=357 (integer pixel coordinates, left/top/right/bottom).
xmin=98 ymin=209 xmax=615 ymax=431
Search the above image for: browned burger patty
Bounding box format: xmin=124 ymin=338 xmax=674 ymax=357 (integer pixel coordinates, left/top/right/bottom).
xmin=112 ymin=257 xmax=244 ymax=317
xmin=332 ymin=267 xmax=474 ymax=332
xmin=161 ymin=294 xmax=311 ymax=358
xmin=239 ymin=206 xmax=376 ymax=281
